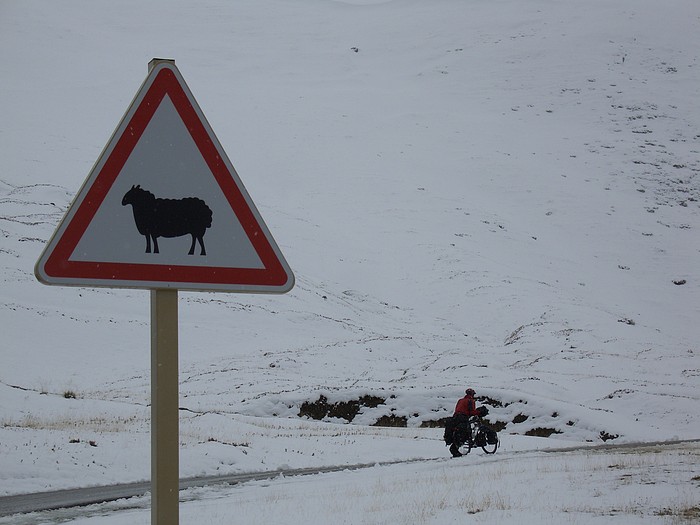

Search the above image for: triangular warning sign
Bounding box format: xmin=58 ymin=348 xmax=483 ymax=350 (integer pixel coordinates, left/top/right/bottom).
xmin=35 ymin=61 xmax=294 ymax=293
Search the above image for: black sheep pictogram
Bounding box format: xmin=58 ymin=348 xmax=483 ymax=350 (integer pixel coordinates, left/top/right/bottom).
xmin=121 ymin=185 xmax=213 ymax=255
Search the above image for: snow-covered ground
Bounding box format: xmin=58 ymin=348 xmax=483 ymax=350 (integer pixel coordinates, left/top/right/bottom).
xmin=1 ymin=0 xmax=699 ymax=522
xmin=4 ymin=442 xmax=699 ymax=525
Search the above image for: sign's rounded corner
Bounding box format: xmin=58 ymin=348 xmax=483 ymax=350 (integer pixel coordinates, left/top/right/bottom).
xmin=33 ymin=259 xmax=51 ymax=286
xmin=280 ymin=271 xmax=295 ymax=294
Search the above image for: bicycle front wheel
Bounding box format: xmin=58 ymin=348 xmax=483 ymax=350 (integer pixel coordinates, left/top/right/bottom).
xmin=481 ymin=436 xmax=498 ymax=454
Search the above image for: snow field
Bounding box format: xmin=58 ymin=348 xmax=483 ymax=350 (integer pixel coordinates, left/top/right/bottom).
xmin=1 ymin=0 xmax=699 ymax=521
xmin=3 ymin=443 xmax=697 ymax=525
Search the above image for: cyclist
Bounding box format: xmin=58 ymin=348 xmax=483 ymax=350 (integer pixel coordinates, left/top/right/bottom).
xmin=449 ymin=388 xmax=482 ymax=457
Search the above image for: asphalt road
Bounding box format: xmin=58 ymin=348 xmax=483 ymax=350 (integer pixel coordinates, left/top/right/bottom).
xmin=0 ymin=460 xmax=408 ymax=518
xmin=2 ymin=439 xmax=697 ymax=518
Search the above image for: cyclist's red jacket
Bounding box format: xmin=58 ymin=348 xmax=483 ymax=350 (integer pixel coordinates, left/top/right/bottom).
xmin=454 ymin=395 xmax=478 ymax=417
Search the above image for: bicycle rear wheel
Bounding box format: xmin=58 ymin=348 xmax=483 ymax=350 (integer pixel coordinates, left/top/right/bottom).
xmin=458 ymin=439 xmax=473 ymax=455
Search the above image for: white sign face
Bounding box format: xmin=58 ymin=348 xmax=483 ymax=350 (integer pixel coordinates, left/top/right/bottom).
xmin=72 ymin=95 xmax=264 ymax=269
xmin=35 ymin=62 xmax=294 ymax=293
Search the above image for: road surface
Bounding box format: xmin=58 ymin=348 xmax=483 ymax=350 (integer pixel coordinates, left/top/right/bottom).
xmin=1 ymin=439 xmax=697 ymax=518
xmin=0 ymin=460 xmax=411 ymax=518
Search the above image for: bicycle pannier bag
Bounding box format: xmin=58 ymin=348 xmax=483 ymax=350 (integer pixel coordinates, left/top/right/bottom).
xmin=485 ymin=429 xmax=498 ymax=444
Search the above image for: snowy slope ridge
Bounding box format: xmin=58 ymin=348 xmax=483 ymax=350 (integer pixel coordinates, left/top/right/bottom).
xmin=1 ymin=0 xmax=699 ymax=498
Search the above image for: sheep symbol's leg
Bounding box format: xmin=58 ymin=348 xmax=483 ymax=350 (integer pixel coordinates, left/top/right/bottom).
xmin=188 ymin=235 xmax=196 ymax=256
xmin=152 ymin=236 xmax=159 ymax=254
xmin=145 ymin=235 xmax=152 ymax=253
xmin=188 ymin=234 xmax=206 ymax=256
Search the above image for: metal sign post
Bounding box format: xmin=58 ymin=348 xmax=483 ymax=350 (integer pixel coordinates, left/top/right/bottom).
xmin=150 ymin=288 xmax=179 ymax=524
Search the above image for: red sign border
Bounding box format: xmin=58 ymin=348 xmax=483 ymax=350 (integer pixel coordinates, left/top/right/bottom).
xmin=36 ymin=64 xmax=293 ymax=293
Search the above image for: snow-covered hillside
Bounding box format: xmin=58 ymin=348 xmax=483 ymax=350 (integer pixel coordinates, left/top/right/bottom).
xmin=1 ymin=0 xmax=698 ymax=504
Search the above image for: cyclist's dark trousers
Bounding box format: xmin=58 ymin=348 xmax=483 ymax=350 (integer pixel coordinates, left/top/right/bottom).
xmin=452 ymin=414 xmax=472 ymax=445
